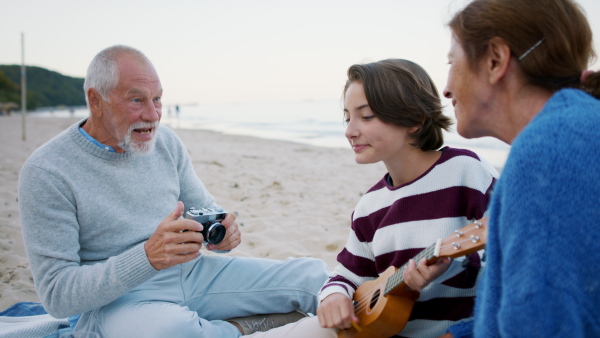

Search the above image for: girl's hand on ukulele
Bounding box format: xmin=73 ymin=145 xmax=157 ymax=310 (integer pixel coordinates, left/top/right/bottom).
xmin=403 ymin=257 xmax=452 ymax=291
xmin=317 ymin=293 xmax=359 ymax=329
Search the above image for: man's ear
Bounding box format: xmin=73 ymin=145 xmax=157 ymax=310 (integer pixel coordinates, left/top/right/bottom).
xmin=87 ymin=89 xmax=103 ymax=116
xmin=485 ymin=37 xmax=512 ymax=85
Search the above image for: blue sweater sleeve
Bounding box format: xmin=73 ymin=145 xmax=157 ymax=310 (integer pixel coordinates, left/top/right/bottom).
xmin=447 ymin=318 xmax=473 ymax=338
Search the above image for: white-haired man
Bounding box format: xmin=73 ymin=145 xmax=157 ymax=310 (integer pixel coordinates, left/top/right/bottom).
xmin=18 ymin=45 xmax=329 ymax=337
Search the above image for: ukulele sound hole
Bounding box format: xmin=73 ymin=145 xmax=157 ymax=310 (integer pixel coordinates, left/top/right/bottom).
xmin=370 ymin=289 xmax=380 ymax=310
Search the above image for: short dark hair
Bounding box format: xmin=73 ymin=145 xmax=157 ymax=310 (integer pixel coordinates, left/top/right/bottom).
xmin=343 ymin=59 xmax=452 ymax=151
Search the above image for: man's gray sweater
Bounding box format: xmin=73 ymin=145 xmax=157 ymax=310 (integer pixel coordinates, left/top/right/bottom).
xmin=18 ymin=120 xmax=216 ymax=318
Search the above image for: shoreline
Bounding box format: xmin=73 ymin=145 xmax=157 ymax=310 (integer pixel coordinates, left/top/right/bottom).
xmin=26 ymin=107 xmax=510 ymax=172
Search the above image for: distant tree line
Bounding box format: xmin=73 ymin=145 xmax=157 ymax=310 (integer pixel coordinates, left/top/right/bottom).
xmin=0 ymin=65 xmax=86 ymax=110
xmin=0 ymin=70 xmax=22 ymax=107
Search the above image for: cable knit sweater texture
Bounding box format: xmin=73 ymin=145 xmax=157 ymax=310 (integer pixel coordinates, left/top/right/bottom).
xmin=472 ymin=89 xmax=600 ymax=337
xmin=18 ymin=120 xmax=217 ymax=318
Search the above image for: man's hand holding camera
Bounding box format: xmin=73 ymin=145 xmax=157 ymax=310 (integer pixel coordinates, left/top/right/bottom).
xmin=206 ymin=211 xmax=240 ymax=252
xmin=144 ymin=201 xmax=241 ymax=270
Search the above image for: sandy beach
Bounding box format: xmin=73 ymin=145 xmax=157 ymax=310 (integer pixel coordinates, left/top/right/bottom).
xmin=0 ymin=114 xmax=385 ymax=312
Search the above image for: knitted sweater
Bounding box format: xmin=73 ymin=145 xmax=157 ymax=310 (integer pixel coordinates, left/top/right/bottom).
xmin=473 ymin=89 xmax=600 ymax=336
xmin=319 ymin=147 xmax=498 ymax=337
xmin=18 ymin=120 xmax=217 ymax=318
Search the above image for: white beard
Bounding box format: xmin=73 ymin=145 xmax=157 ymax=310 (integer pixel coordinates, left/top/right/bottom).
xmin=118 ymin=121 xmax=159 ymax=155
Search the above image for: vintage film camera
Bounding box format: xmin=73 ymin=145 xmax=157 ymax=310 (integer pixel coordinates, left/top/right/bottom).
xmin=185 ymin=207 xmax=227 ymax=245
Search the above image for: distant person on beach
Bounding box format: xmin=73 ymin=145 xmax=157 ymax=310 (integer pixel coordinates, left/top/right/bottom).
xmin=441 ymin=0 xmax=600 ymax=336
xmin=18 ymin=45 xmax=329 ymax=337
xmin=245 ymin=59 xmax=499 ymax=337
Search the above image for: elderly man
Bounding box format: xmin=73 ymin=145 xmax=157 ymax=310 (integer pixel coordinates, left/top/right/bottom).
xmin=18 ymin=45 xmax=329 ymax=337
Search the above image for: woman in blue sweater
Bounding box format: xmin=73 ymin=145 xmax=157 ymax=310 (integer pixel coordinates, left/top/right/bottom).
xmin=441 ymin=0 xmax=600 ymax=336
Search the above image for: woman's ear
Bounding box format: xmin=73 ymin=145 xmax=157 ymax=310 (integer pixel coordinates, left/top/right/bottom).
xmin=485 ymin=37 xmax=512 ymax=85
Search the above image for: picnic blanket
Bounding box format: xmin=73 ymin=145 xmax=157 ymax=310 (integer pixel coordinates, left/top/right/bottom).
xmin=0 ymin=302 xmax=79 ymax=338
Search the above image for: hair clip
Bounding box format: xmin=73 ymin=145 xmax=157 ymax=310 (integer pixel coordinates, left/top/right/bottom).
xmin=518 ymin=38 xmax=545 ymax=61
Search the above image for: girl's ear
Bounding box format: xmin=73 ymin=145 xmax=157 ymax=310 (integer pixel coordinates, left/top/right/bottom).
xmin=408 ymin=125 xmax=421 ymax=134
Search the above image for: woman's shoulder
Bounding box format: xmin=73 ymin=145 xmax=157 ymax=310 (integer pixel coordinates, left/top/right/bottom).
xmin=539 ymin=89 xmax=600 ymax=124
xmin=516 ymin=89 xmax=600 ymax=155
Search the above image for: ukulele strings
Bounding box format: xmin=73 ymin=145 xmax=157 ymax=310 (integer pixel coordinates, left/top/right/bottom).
xmin=351 ymin=245 xmax=435 ymax=316
xmin=351 ymin=223 xmax=484 ymax=316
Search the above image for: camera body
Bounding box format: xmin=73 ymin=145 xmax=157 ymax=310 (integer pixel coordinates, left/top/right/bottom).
xmin=185 ymin=207 xmax=227 ymax=245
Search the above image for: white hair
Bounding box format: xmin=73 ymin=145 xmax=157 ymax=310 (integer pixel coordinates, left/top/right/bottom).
xmin=83 ymin=45 xmax=151 ymax=107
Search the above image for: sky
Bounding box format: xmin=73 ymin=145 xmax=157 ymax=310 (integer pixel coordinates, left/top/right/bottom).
xmin=1 ymin=0 xmax=599 ymax=106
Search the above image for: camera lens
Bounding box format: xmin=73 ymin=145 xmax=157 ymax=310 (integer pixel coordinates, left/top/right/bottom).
xmin=203 ymin=222 xmax=226 ymax=245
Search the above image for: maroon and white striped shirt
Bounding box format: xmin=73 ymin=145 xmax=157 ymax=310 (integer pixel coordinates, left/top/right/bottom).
xmin=319 ymin=147 xmax=498 ymax=337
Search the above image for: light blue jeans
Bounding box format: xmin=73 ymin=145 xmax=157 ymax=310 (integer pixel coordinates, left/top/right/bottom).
xmin=74 ymin=255 xmax=329 ymax=338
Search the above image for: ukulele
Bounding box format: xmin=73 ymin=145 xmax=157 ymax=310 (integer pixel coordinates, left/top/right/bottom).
xmin=338 ymin=217 xmax=488 ymax=338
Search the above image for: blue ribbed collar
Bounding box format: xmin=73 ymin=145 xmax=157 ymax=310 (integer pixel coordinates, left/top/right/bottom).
xmin=78 ymin=126 xmax=116 ymax=152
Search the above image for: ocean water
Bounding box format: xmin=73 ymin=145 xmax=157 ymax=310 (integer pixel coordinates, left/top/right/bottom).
xmin=32 ymin=100 xmax=511 ymax=171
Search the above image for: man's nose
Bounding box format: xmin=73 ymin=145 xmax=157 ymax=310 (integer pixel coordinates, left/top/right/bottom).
xmin=142 ymin=100 xmax=161 ymax=121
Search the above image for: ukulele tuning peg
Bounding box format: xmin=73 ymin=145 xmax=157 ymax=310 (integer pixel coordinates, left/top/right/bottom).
xmin=455 ymin=230 xmax=463 ymax=237
xmin=452 ymin=242 xmax=461 ymax=249
xmin=471 ymin=235 xmax=480 ymax=243
xmin=474 ymin=221 xmax=483 ymax=228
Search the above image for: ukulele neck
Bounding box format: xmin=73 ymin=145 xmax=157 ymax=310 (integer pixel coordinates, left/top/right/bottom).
xmin=384 ymin=240 xmax=441 ymax=295
xmin=383 ymin=218 xmax=487 ymax=296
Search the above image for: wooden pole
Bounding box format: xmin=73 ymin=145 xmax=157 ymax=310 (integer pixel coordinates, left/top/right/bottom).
xmin=21 ymin=32 xmax=26 ymax=141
